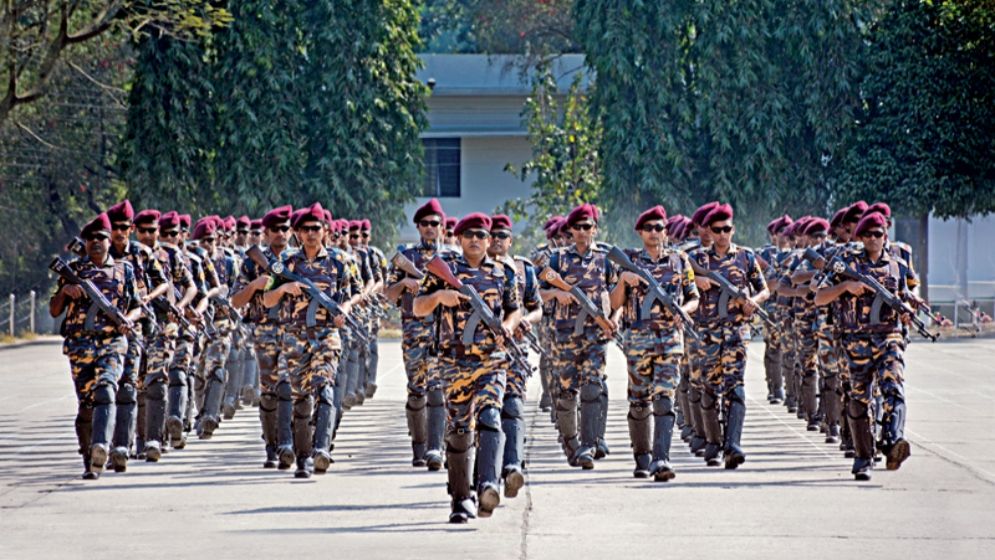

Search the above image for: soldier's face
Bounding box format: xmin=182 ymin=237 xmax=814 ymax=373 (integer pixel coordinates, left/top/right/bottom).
xmin=136 ymin=224 xmax=158 ymax=247
xmin=638 ymin=220 xmax=668 ymax=248
xmin=266 ymin=223 xmax=291 ymax=248
xmin=348 ymin=230 xmax=361 ymax=248
xmin=85 ymin=234 xmax=110 ymax=262
xmin=460 ymin=229 xmax=491 ymax=259
xmin=858 ymin=228 xmax=886 ymax=253
xmin=489 ymin=229 xmax=512 ymax=256
xmin=111 ymin=221 xmax=132 ymax=245
xmin=235 ymin=231 xmax=248 ymax=246
xmin=709 ymin=220 xmax=734 ymax=248
xmin=198 ymin=237 xmax=216 ymax=252
xmin=249 ymin=230 xmax=262 ymax=246
xmin=697 ymin=226 xmax=713 ymax=246
xmin=295 ymin=221 xmax=325 ymax=250
xmin=570 ymin=221 xmax=596 ymax=245
xmin=417 ymin=215 xmax=442 ymax=242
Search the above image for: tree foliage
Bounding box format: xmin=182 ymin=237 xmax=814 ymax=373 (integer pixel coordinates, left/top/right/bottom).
xmin=501 ymin=64 xmax=601 ymax=249
xmin=420 ymin=0 xmax=578 ymax=56
xmin=837 ymin=0 xmax=995 ymax=220
xmin=120 ymin=0 xmax=428 ymax=246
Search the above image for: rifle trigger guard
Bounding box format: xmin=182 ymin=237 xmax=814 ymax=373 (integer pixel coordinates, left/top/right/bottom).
xmin=717 ymin=292 xmax=731 ymax=319
xmin=84 ymin=303 xmax=100 ymax=332
xmin=870 ymin=293 xmax=885 ymax=325
xmin=306 ymin=298 xmax=320 ymax=328
xmin=463 ymin=312 xmax=483 ymax=346
xmin=574 ymin=310 xmax=589 ymax=336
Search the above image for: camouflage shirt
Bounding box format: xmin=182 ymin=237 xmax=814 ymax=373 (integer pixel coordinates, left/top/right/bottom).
xmin=388 ymin=240 xmax=443 ymax=323
xmin=540 ymin=243 xmax=618 ymax=334
xmin=620 ymin=247 xmax=698 ymax=329
xmin=275 ymin=247 xmax=352 ymax=328
xmin=818 ymin=248 xmax=912 ymax=335
xmin=55 ymin=255 xmax=140 ymax=338
xmin=692 ymin=243 xmax=766 ymax=325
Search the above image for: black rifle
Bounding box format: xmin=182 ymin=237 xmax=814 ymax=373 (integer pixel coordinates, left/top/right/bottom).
xmin=245 ymin=246 xmax=368 ymax=345
xmin=688 ymin=261 xmax=773 ymax=326
xmin=828 ymin=258 xmax=938 ymax=342
xmin=606 ymin=246 xmax=701 ymax=341
xmin=49 ymin=257 xmax=143 ymax=350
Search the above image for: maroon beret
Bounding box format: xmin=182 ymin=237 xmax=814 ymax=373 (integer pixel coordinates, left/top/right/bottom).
xmin=453 ymin=212 xmax=492 ymax=236
xmin=191 ymin=218 xmax=217 ymax=240
xmin=81 ymin=213 xmax=112 ymax=239
xmin=134 ymin=209 xmax=161 ymax=226
xmin=490 ymin=214 xmax=513 ymax=231
xmin=674 ymin=219 xmax=692 ymax=241
xmin=702 ymin=203 xmax=733 ymax=227
xmin=864 ymin=202 xmax=891 ymax=219
xmin=336 ymin=219 xmax=349 ymax=232
xmin=222 ymin=216 xmax=236 ymax=231
xmin=667 ymin=214 xmax=685 ymax=227
xmin=159 ymin=211 xmax=181 ymax=231
xmin=766 ymin=217 xmax=782 ymax=234
xmin=666 ymin=215 xmax=685 ymax=238
xmin=691 ymin=201 xmax=720 ymax=226
xmin=775 ymin=215 xmax=794 ymax=234
xmin=566 ymin=203 xmax=599 ymax=225
xmin=107 ymin=200 xmax=135 ymax=222
xmin=854 ymin=212 xmax=888 ymax=237
xmin=347 ymin=220 xmax=362 ymax=231
xmin=237 ymin=215 xmax=251 ymax=231
xmin=830 ymin=209 xmax=847 ymax=228
xmin=262 ymin=205 xmax=293 ymax=228
xmin=360 ymin=219 xmax=371 ymax=231
xmin=544 ymin=217 xmax=563 ymax=240
xmin=804 ymin=218 xmax=831 ymax=236
xmin=413 ymin=198 xmax=445 ymax=224
xmin=444 ymin=217 xmax=458 ymax=231
xmin=250 ymin=219 xmax=263 ymax=231
xmin=843 ymin=201 xmax=868 ymax=224
xmin=543 ymin=215 xmax=564 ymax=230
xmin=179 ymin=214 xmax=192 ymax=230
xmin=635 ymin=205 xmax=668 ymax=230
xmin=293 ymin=203 xmax=325 ymax=228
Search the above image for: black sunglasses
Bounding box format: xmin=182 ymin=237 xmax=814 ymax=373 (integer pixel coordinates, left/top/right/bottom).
xmin=361 ymin=232 xmax=370 ymax=238
xmin=200 ymin=237 xmax=216 ymax=243
xmin=859 ymin=230 xmax=885 ymax=239
xmin=85 ymin=234 xmax=110 ymax=242
xmin=573 ymin=223 xmax=594 ymax=231
xmin=461 ymin=230 xmax=490 ymax=240
xmin=297 ymin=225 xmax=323 ymax=233
xmin=161 ymin=230 xmax=179 ymax=237
xmin=111 ymin=223 xmax=131 ymax=231
xmin=137 ymin=227 xmax=157 ymax=234
xmin=710 ymin=225 xmax=733 ymax=234
xmin=492 ymin=231 xmax=511 ymax=240
xmin=641 ymin=224 xmax=666 ymax=233
xmin=419 ymin=220 xmax=441 ymax=228
xmin=268 ymin=225 xmax=291 ymax=233
xmin=349 ymin=233 xmax=361 ymax=239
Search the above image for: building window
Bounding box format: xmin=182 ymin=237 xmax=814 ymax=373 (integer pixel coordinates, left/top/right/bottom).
xmin=422 ymin=138 xmax=460 ymax=197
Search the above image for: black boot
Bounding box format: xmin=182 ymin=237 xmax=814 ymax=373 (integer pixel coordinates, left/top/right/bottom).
xmin=259 ymin=392 xmax=279 ymax=467
xmin=627 ymin=403 xmax=652 ymax=479
xmin=651 ymin=398 xmax=676 ymax=481
xmin=701 ymin=391 xmax=723 ymax=467
xmin=199 ymin=365 xmax=226 ymax=439
xmin=263 ymin=444 xmax=279 ymax=469
xmin=111 ymin=383 xmax=137 ymax=472
xmin=276 ymin=383 xmax=295 ymax=470
xmin=578 ymin=384 xmax=602 ymax=469
xmin=555 ymin=394 xmax=586 ymax=467
xmin=446 ymin=430 xmax=477 ymax=523
xmin=595 ymin=382 xmax=610 ymax=459
xmin=91 ymin=384 xmax=116 ymax=475
xmin=476 ymin=407 xmax=503 ymax=518
xmin=688 ymin=387 xmax=707 ymax=456
xmin=425 ymin=388 xmax=446 ymax=471
xmin=312 ymin=383 xmax=335 ymax=473
xmin=723 ymin=388 xmax=747 ymax=470
xmin=502 ymin=396 xmax=526 ymax=498
xmin=848 ymin=402 xmax=874 ymax=481
xmin=144 ymin=381 xmax=167 ymax=462
xmin=292 ymin=396 xmax=315 ymax=475
xmin=884 ymin=398 xmax=910 ymax=471
xmin=406 ymin=394 xmax=428 ymax=467
xmin=76 ymin=407 xmax=97 ymax=479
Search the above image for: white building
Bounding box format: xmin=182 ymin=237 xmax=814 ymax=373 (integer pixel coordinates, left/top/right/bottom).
xmin=396 ymin=54 xmax=587 ymax=243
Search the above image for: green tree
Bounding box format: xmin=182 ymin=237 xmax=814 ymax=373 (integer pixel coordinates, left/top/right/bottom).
xmin=502 ymin=64 xmax=601 ymax=249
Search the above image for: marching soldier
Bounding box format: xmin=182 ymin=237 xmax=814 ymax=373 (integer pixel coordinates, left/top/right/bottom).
xmin=385 ymin=198 xmax=450 ymax=470
xmin=683 ymin=201 xmax=718 ymax=457
xmin=359 ymin=219 xmax=388 ymax=399
xmin=487 ymin=214 xmax=542 ymax=498
xmin=610 ymin=206 xmax=699 ymax=481
xmin=50 ymin=213 xmax=142 ymax=479
xmin=690 ymin=203 xmax=769 ymax=469
xmin=231 ymin=205 xmax=294 ymax=469
xmin=413 ymin=212 xmax=521 ymax=523
xmin=538 ymin=203 xmax=619 ymax=469
xmin=263 ymin=203 xmax=356 ymax=478
xmin=815 ymin=211 xmax=914 ymax=480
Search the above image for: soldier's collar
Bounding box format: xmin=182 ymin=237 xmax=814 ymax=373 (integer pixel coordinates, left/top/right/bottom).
xmin=83 ymin=254 xmax=116 ymax=267
xmin=566 ymin=243 xmax=594 ymax=257
xmin=417 ymin=239 xmax=437 ymax=251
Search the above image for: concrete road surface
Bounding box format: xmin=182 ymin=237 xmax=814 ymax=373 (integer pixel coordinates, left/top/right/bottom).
xmin=1 ymin=337 xmax=993 ymax=559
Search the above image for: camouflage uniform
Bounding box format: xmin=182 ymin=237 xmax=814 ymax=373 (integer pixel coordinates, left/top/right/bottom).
xmin=541 ymin=244 xmax=618 ymax=467
xmin=618 ymin=247 xmax=698 ymax=479
xmin=501 ymin=255 xmax=541 ymax=491
xmin=818 ymin=247 xmax=914 ymax=478
xmin=418 ymin=254 xmax=519 ymax=517
xmin=183 ymin=244 xmax=220 ymax=440
xmin=55 ymin=255 xmax=140 ymax=476
xmin=194 ymin=247 xmax=238 ymax=438
xmin=272 ymin=246 xmax=352 ymax=476
xmin=529 ymin=243 xmax=557 ymax=413
xmin=234 ymin=245 xmax=288 ymax=467
xmin=387 ymin=241 xmax=448 ymax=467
xmin=757 ymin=244 xmax=784 ymax=403
xmin=682 ymin=239 xmax=709 ymax=456
xmin=790 ymin=253 xmax=822 ymax=429
xmin=692 ymin=243 xmax=766 ymax=468
xmin=364 ymin=244 xmax=389 ymax=398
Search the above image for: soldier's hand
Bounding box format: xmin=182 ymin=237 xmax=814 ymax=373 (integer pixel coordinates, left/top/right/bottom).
xmin=695 ymin=276 xmax=714 ymax=291
xmin=740 ymin=297 xmax=758 ymax=315
xmin=250 ymin=275 xmax=271 ymax=291
xmin=333 ymin=315 xmax=347 ymax=328
xmin=845 ymin=281 xmax=867 ymax=296
xmin=553 ymin=290 xmax=576 ymax=306
xmin=61 ymin=285 xmax=84 ymax=300
xmin=117 ymin=322 xmax=133 ymax=336
xmin=620 ymin=271 xmax=642 ymax=288
xmin=437 ymin=289 xmax=468 ymax=308
xmin=282 ymin=282 xmax=305 ymax=297
xmin=401 ymin=278 xmax=421 ymax=293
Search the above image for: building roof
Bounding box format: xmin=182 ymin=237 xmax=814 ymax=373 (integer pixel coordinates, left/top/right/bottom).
xmin=416 ymin=54 xmax=589 ymax=97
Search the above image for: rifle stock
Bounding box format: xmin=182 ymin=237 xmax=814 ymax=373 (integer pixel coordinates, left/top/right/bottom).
xmin=688 ymin=261 xmax=773 ymax=325
xmin=606 ymin=246 xmax=701 ymax=341
xmin=537 ymin=266 xmax=624 ymax=347
xmin=829 ymin=258 xmax=937 ymax=342
xmin=391 ymin=251 xmax=425 ymax=280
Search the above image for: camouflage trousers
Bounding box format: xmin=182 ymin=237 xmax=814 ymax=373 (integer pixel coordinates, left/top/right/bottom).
xmin=841 ymin=333 xmax=905 ymax=409
xmin=762 ymin=317 xmax=783 ymax=396
xmin=401 ymin=319 xmax=441 ymax=398
xmin=253 ymin=323 xmax=283 ymax=393
xmin=194 ymin=327 xmax=233 ymax=411
xmin=122 ymin=330 xmax=143 ymax=389
xmin=65 ymin=335 xmax=127 ymax=404
xmin=623 ymin=327 xmax=683 ymax=404
xmin=440 ymin=350 xmax=507 ymax=432
xmin=280 ymin=326 xmax=342 ymax=398
xmin=699 ymin=323 xmax=749 ymax=398
xmin=553 ymin=326 xmax=607 ymax=397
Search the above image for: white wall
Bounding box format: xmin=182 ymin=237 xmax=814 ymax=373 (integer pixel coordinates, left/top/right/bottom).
xmin=927 ymin=214 xmax=995 ymax=300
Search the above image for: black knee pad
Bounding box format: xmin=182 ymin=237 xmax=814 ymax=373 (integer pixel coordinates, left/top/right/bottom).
xmin=167 ymin=368 xmax=186 ymax=387
xmin=276 ymin=381 xmax=293 ymax=402
xmin=445 ymin=430 xmax=474 ymax=453
xmin=652 ymin=397 xmax=674 ymax=418
xmin=406 ymin=394 xmax=427 ymax=411
xmin=427 ymin=388 xmax=445 ymax=408
xmin=628 ymin=402 xmax=652 ymax=421
xmin=847 ymin=399 xmax=869 ymax=419
xmin=293 ymin=396 xmax=314 ymax=420
xmin=701 ymin=390 xmax=719 ymax=410
xmin=477 ymin=406 xmax=501 ymax=433
xmin=501 ymin=396 xmax=524 ymax=420
xmin=727 ymin=386 xmax=746 ymax=406
xmin=145 ymin=381 xmax=167 ymax=402
xmin=259 ymin=393 xmax=278 ymax=412
xmin=555 ymin=395 xmax=578 ymax=412
xmin=116 ymin=383 xmax=138 ymax=406
xmin=92 ymin=383 xmax=116 ymax=406
xmin=580 ymin=382 xmax=601 ymax=404
xmin=315 ymin=384 xmax=334 ymax=406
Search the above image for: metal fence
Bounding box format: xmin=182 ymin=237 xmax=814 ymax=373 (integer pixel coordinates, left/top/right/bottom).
xmin=2 ymin=291 xmax=56 ymax=337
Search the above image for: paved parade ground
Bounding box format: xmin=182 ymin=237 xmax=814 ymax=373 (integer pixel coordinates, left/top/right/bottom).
xmin=1 ymin=337 xmax=994 ymax=559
